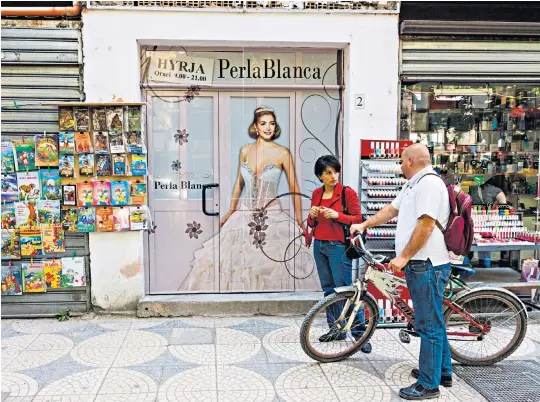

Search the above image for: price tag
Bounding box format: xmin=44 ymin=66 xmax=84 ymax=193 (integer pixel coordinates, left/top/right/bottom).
xmin=355 ymin=94 xmax=365 ymax=109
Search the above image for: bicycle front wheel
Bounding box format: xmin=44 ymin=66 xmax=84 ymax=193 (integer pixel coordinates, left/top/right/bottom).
xmin=300 ymin=292 xmax=379 ymax=363
xmin=445 ymin=288 xmax=528 ymax=365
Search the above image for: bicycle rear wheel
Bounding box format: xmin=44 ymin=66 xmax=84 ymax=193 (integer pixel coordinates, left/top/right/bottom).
xmin=445 ymin=288 xmax=528 ymax=365
xmin=300 ymin=292 xmax=379 ymax=363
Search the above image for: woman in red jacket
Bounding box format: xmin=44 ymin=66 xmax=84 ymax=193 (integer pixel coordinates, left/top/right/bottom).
xmin=307 ymin=155 xmax=372 ymax=353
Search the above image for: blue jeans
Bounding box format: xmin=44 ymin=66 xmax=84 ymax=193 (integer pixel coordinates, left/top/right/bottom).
xmin=405 ymin=260 xmax=452 ymax=389
xmin=314 ymin=240 xmax=365 ymax=337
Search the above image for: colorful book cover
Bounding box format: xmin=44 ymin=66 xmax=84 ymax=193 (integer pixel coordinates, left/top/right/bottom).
xmin=16 ymin=171 xmax=40 ymax=201
xmin=96 ymin=154 xmax=112 ymax=177
xmin=1 ymin=173 xmax=19 ymax=203
xmin=112 ymin=154 xmax=127 ymax=175
xmin=59 ymin=107 xmax=76 ymax=131
xmin=77 ymin=207 xmax=96 ymax=232
xmin=14 ymin=201 xmax=38 ymax=230
xmin=96 ymin=206 xmax=114 ymax=232
xmin=109 ymin=132 xmax=126 ymax=154
xmin=35 ymin=134 xmax=59 ymax=167
xmin=61 ymin=256 xmax=85 ymax=287
xmin=130 ymin=181 xmax=147 ymax=205
xmin=92 ymin=181 xmax=111 ymax=206
xmin=61 ymin=208 xmax=78 ymax=232
xmin=62 ymin=184 xmax=77 ymax=206
xmin=127 ymin=106 xmax=142 ymax=131
xmin=59 ymin=155 xmax=75 ymax=178
xmin=20 ymin=230 xmax=43 ymax=257
xmin=22 ymin=262 xmax=46 ymax=293
xmin=129 ymin=206 xmax=148 ymax=230
xmin=77 ymin=182 xmax=93 ymax=207
xmin=93 ymin=131 xmax=110 ymax=154
xmin=126 ymin=131 xmax=145 ymax=154
xmin=75 ymin=131 xmax=94 ymax=154
xmin=131 ymin=154 xmax=147 ymax=176
xmin=43 ymin=259 xmax=62 ymax=289
xmin=78 ymin=153 xmax=95 ymax=176
xmin=42 ymin=224 xmax=65 ymax=254
xmin=1 ymin=229 xmax=20 ymax=260
xmin=1 ymin=263 xmax=23 ymax=295
xmin=74 ymin=107 xmax=90 ymax=132
xmin=111 ymin=181 xmax=129 ymax=206
xmin=59 ymin=132 xmax=76 ymax=155
xmin=1 ymin=141 xmax=15 ymax=173
xmin=39 ymin=169 xmax=62 ymax=200
xmin=107 ymin=107 xmax=124 ymax=132
xmin=13 ymin=139 xmax=36 ymax=171
xmin=113 ymin=207 xmax=130 ymax=232
xmin=1 ymin=203 xmax=16 ymax=229
xmin=37 ymin=199 xmax=61 ymax=225
xmin=91 ymin=108 xmax=108 ymax=131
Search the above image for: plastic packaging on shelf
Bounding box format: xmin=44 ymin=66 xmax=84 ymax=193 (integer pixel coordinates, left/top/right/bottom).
xmin=367 ymin=177 xmax=407 ymax=186
xmin=366 ymin=189 xmax=400 ymax=199
xmin=365 ymin=163 xmax=402 ymax=174
xmin=366 ymin=202 xmax=391 ymax=211
xmin=366 ymin=228 xmax=396 ymax=238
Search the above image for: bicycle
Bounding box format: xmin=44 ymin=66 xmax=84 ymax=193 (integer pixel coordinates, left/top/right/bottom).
xmin=300 ymin=233 xmax=528 ymax=365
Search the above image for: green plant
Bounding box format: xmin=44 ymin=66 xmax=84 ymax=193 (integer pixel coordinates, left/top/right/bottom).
xmin=56 ymin=309 xmax=71 ymax=322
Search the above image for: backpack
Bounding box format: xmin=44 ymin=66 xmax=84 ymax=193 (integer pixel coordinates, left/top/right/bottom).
xmin=418 ymin=173 xmax=474 ymax=256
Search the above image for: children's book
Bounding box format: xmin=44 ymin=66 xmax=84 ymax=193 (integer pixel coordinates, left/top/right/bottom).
xmin=126 ymin=131 xmax=145 ymax=154
xmin=113 ymin=207 xmax=130 ymax=232
xmin=107 ymin=107 xmax=124 ymax=132
xmin=78 ymin=154 xmax=95 ymax=176
xmin=22 ymin=262 xmax=46 ymax=293
xmin=1 ymin=263 xmax=23 ymax=295
xmin=59 ymin=107 xmax=76 ymax=131
xmin=37 ymin=199 xmax=61 ymax=225
xmin=129 ymin=206 xmax=148 ymax=230
xmin=62 ymin=184 xmax=77 ymax=206
xmin=59 ymin=155 xmax=75 ymax=178
xmin=16 ymin=171 xmax=40 ymax=201
xmin=20 ymin=230 xmax=43 ymax=257
xmin=1 ymin=141 xmax=15 ymax=173
xmin=13 ymin=139 xmax=36 ymax=171
xmin=75 ymin=132 xmax=93 ymax=154
xmin=59 ymin=132 xmax=76 ymax=155
xmin=93 ymin=131 xmax=110 ymax=154
xmin=1 ymin=203 xmax=16 ymax=229
xmin=39 ymin=169 xmax=62 ymax=200
xmin=111 ymin=181 xmax=129 ymax=206
xmin=113 ymin=154 xmax=128 ymax=175
xmin=1 ymin=229 xmax=20 ymax=260
xmin=61 ymin=256 xmax=85 ymax=287
xmin=109 ymin=132 xmax=126 ymax=154
xmin=77 ymin=182 xmax=93 ymax=207
xmin=91 ymin=108 xmax=107 ymax=131
xmin=35 ymin=134 xmax=59 ymax=167
xmin=61 ymin=208 xmax=78 ymax=232
xmin=14 ymin=201 xmax=38 ymax=230
xmin=131 ymin=154 xmax=147 ymax=176
xmin=130 ymin=181 xmax=147 ymax=205
xmin=77 ymin=207 xmax=96 ymax=232
xmin=74 ymin=107 xmax=90 ymax=132
xmin=96 ymin=207 xmax=114 ymax=232
xmin=92 ymin=181 xmax=111 ymax=206
xmin=43 ymin=259 xmax=62 ymax=289
xmin=96 ymin=154 xmax=112 ymax=176
xmin=1 ymin=173 xmax=19 ymax=203
xmin=127 ymin=106 xmax=142 ymax=131
xmin=42 ymin=224 xmax=65 ymax=254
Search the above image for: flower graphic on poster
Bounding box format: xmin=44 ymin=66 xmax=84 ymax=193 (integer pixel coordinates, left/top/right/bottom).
xmin=186 ymin=221 xmax=203 ymax=239
xmin=253 ymin=233 xmax=267 ymax=249
xmin=185 ymin=85 xmax=200 ymax=102
xmin=174 ymin=129 xmax=189 ymax=145
xmin=248 ymin=209 xmax=269 ymax=247
xmin=171 ymin=160 xmax=181 ymax=171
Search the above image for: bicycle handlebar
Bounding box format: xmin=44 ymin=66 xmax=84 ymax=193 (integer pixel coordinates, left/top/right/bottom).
xmin=351 ymin=231 xmax=391 ymax=265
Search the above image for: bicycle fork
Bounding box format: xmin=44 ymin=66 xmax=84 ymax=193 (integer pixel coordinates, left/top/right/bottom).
xmin=335 ymin=285 xmax=364 ymax=332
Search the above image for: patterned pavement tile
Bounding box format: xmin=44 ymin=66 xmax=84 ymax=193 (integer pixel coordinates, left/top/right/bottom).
xmin=95 ymin=368 xmax=158 ymax=401
xmin=169 ymin=327 xmax=214 ymax=345
xmin=11 ymin=319 xmax=88 ymax=335
xmin=2 ymin=334 xmax=73 ymax=371
xmin=32 ymin=368 xmax=108 ymax=401
xmin=262 ymin=327 xmax=317 ymax=364
xmin=1 ymin=372 xmax=39 ymax=400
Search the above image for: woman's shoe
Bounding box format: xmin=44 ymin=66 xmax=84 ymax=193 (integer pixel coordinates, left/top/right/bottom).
xmin=319 ymin=332 xmax=346 ymax=342
xmin=360 ymin=342 xmax=372 ymax=354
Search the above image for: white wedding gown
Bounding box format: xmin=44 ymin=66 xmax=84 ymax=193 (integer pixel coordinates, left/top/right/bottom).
xmin=179 ymin=162 xmax=321 ymax=292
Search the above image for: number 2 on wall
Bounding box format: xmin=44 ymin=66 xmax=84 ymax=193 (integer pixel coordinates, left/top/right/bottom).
xmin=355 ymin=94 xmax=365 ymax=109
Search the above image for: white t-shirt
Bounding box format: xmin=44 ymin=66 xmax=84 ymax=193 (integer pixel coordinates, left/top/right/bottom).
xmin=391 ymin=166 xmax=450 ymax=266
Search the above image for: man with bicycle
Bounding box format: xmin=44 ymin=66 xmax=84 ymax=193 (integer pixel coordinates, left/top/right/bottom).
xmin=351 ymin=144 xmax=452 ymax=400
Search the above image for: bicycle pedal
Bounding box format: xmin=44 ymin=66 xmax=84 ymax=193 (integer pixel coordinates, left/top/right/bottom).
xmin=399 ymin=330 xmax=411 ymax=344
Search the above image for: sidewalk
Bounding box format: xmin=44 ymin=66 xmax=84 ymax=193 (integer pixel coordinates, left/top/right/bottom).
xmin=1 ymin=315 xmax=539 ymax=402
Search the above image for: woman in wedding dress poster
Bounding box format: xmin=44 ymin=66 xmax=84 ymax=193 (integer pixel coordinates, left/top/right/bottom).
xmin=180 ymin=105 xmax=320 ymax=292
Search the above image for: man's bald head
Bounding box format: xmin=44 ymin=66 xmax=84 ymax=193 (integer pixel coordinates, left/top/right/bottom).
xmin=401 ymin=143 xmax=432 ymax=179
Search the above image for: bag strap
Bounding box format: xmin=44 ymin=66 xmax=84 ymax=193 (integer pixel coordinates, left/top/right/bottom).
xmin=340 ymin=186 xmax=351 ymax=242
xmin=415 ymin=173 xmax=446 ymax=233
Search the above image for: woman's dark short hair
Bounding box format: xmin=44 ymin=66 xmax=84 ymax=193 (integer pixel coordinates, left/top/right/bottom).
xmin=314 ymin=155 xmax=341 ymax=181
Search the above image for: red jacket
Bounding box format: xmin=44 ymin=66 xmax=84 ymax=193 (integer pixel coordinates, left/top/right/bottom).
xmin=307 ymin=183 xmax=362 ymax=243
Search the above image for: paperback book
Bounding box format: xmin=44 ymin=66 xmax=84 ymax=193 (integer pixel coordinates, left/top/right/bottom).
xmin=75 ymin=132 xmax=93 ymax=154
xmin=126 ymin=131 xmax=145 ymax=154
xmin=77 ymin=207 xmax=96 ymax=232
xmin=16 ymin=171 xmax=40 ymax=201
xmin=107 ymin=107 xmax=124 ymax=132
xmin=111 ymin=181 xmax=129 ymax=206
xmin=61 ymin=208 xmax=78 ymax=232
xmin=129 ymin=206 xmax=148 ymax=230
xmin=91 ymin=108 xmax=107 ymax=131
xmin=1 ymin=229 xmax=20 ymax=260
xmin=78 ymin=154 xmax=95 ymax=176
xmin=92 ymin=181 xmax=111 ymax=206
xmin=61 ymin=256 xmax=85 ymax=287
xmin=77 ymin=182 xmax=93 ymax=207
xmin=113 ymin=154 xmax=128 ymax=175
xmin=1 ymin=173 xmax=19 ymax=203
xmin=74 ymin=107 xmax=90 ymax=131
xmin=113 ymin=207 xmax=130 ymax=231
xmin=109 ymin=132 xmax=126 ymax=153
xmin=127 ymin=106 xmax=142 ymax=131
xmin=1 ymin=263 xmax=23 ymax=295
xmin=1 ymin=141 xmax=15 ymax=173
xmin=59 ymin=132 xmax=76 ymax=155
xmin=20 ymin=230 xmax=43 ymax=257
xmin=22 ymin=262 xmax=46 ymax=293
xmin=39 ymin=169 xmax=62 ymax=200
xmin=96 ymin=206 xmax=114 ymax=232
xmin=42 ymin=224 xmax=65 ymax=253
xmin=1 ymin=203 xmax=16 ymax=229
xmin=131 ymin=154 xmax=147 ymax=176
xmin=35 ymin=134 xmax=59 ymax=167
xmin=59 ymin=107 xmax=76 ymax=131
xmin=59 ymin=155 xmax=75 ymax=178
xmin=13 ymin=139 xmax=36 ymax=171
xmin=14 ymin=201 xmax=38 ymax=230
xmin=93 ymin=131 xmax=110 ymax=154
xmin=62 ymin=184 xmax=77 ymax=206
xmin=37 ymin=199 xmax=61 ymax=225
xmin=96 ymin=154 xmax=112 ymax=176
xmin=44 ymin=259 xmax=62 ymax=289
xmin=130 ymin=181 xmax=147 ymax=205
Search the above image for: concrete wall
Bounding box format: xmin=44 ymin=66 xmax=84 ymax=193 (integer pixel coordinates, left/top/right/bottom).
xmin=82 ymin=9 xmax=399 ymax=310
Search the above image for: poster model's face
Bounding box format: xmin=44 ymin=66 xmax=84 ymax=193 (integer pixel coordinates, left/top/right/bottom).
xmin=255 ymin=114 xmax=276 ymax=141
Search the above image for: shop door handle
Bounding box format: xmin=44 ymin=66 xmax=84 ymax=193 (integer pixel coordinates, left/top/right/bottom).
xmin=202 ymin=183 xmax=219 ymax=216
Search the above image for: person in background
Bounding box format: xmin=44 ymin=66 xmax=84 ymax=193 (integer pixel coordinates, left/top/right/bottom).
xmin=307 ymin=155 xmax=372 ymax=354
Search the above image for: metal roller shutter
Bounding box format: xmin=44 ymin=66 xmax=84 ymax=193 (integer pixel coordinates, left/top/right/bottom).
xmin=1 ymin=21 xmax=90 ymax=318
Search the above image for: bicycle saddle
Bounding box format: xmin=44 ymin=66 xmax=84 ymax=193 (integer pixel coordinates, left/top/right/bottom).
xmin=450 ymin=264 xmax=476 ymax=278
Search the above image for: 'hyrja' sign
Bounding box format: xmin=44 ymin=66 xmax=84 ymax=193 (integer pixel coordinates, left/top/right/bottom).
xmin=148 ymin=52 xmax=214 ymax=86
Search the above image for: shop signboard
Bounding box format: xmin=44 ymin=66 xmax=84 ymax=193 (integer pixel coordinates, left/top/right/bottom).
xmin=147 ymin=52 xmax=215 ymax=86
